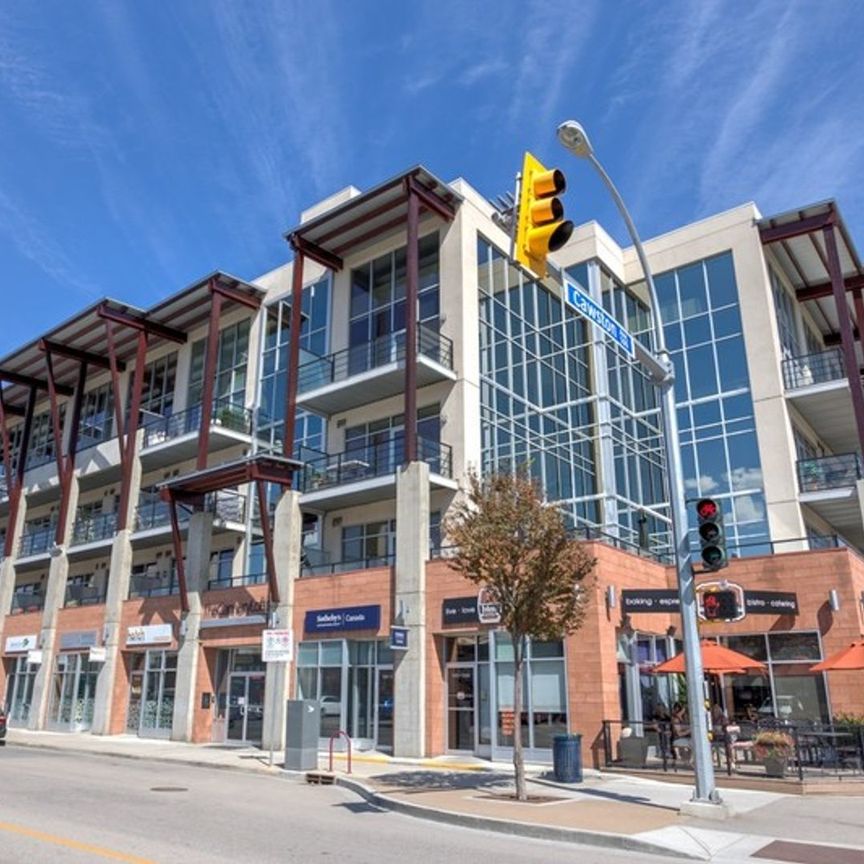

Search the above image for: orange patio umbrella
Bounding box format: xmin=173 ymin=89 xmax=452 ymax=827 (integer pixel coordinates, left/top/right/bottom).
xmin=810 ymin=641 xmax=864 ymax=672
xmin=653 ymin=639 xmax=767 ymax=676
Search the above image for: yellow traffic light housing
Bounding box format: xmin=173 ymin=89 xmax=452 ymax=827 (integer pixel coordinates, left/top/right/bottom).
xmin=515 ymin=151 xmax=574 ymax=278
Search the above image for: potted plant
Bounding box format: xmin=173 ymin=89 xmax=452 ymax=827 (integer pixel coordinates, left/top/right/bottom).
xmin=754 ymin=730 xmax=794 ymax=777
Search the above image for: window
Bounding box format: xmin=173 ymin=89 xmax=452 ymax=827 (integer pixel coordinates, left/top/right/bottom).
xmin=134 ymin=353 xmax=177 ymax=418
xmin=188 ymin=319 xmax=250 ymax=408
xmin=341 ymin=520 xmax=395 ymax=564
xmin=78 ymin=383 xmax=114 ymax=447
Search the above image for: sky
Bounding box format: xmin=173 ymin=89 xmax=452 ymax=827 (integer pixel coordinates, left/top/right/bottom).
xmin=1 ymin=1 xmax=863 ymax=356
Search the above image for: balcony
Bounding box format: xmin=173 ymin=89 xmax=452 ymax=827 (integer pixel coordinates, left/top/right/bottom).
xmin=64 ymin=582 xmax=107 ymax=607
xmin=797 ymin=453 xmax=864 ymax=550
xmin=783 ymin=349 xmax=857 ymax=453
xmin=18 ymin=523 xmax=56 ymax=559
xmin=206 ymin=572 xmax=267 ymax=591
xmin=133 ymin=489 xmax=246 ymax=546
xmin=10 ymin=591 xmax=44 ymax=614
xmin=300 ymin=435 xmax=456 ymax=509
xmin=140 ymin=398 xmax=255 ymax=470
xmin=128 ymin=571 xmax=179 ymax=599
xmin=296 ymin=326 xmax=456 ymax=416
xmin=71 ymin=511 xmax=118 ymax=548
xmin=301 ymin=551 xmax=394 ymax=578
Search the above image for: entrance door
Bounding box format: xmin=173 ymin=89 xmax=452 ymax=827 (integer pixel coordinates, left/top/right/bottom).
xmin=375 ymin=668 xmax=394 ymax=751
xmin=226 ymin=674 xmax=265 ymax=743
xmin=447 ymin=666 xmax=476 ymax=751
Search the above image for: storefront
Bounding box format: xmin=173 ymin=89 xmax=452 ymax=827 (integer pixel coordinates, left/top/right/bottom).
xmin=214 ymin=648 xmax=266 ymax=745
xmin=3 ymin=634 xmax=39 ymax=726
xmin=124 ymin=623 xmax=176 ymax=738
xmin=47 ymin=650 xmax=100 ymax=732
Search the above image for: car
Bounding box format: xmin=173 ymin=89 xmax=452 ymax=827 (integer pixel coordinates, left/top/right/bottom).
xmin=0 ymin=706 xmax=7 ymax=745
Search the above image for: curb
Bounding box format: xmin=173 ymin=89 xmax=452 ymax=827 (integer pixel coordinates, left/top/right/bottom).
xmin=335 ymin=775 xmax=704 ymax=861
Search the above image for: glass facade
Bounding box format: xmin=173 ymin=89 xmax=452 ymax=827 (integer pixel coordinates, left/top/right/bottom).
xmin=478 ymin=236 xmax=669 ymax=552
xmin=654 ymin=252 xmax=769 ymax=555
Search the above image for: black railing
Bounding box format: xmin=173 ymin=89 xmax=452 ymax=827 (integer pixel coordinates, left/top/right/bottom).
xmin=783 ymin=348 xmax=844 ymax=390
xmin=64 ymin=583 xmax=107 ymax=607
xmin=206 ymin=572 xmax=267 ymax=590
xmin=129 ymin=571 xmax=179 ymax=599
xmin=19 ymin=525 xmax=56 ymax=557
xmin=797 ymin=453 xmax=863 ymax=493
xmin=301 ymin=435 xmax=452 ymax=493
xmin=10 ymin=591 xmax=44 ymax=614
xmin=301 ymin=554 xmax=395 ymax=578
xmin=72 ymin=511 xmax=118 ymax=546
xmin=141 ymin=398 xmax=253 ymax=448
xmin=296 ymin=325 xmax=453 ymax=393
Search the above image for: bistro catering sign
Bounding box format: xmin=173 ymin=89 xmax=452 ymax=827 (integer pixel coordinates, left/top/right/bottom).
xmin=304 ymin=605 xmax=380 ymax=634
xmin=5 ymin=633 xmax=37 ymax=653
xmin=127 ymin=623 xmax=173 ymax=646
xmin=621 ymin=588 xmax=799 ymax=617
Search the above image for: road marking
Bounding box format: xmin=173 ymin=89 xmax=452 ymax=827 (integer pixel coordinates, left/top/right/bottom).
xmin=0 ymin=820 xmax=156 ymax=863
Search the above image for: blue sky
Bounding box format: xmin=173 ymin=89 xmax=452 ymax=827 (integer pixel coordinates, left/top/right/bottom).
xmin=1 ymin=1 xmax=863 ymax=355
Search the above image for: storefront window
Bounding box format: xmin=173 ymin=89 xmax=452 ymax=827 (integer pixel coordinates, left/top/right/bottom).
xmin=4 ymin=656 xmax=37 ymax=725
xmin=47 ymin=653 xmax=98 ymax=732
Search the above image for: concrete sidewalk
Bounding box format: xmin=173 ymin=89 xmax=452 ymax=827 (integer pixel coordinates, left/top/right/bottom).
xmin=8 ymin=729 xmax=864 ymax=861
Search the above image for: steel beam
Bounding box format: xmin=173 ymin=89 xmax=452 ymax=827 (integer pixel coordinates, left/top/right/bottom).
xmin=255 ymin=479 xmax=280 ymax=605
xmin=0 ymin=368 xmax=73 ymax=396
xmin=795 ymin=274 xmax=864 ymax=302
xmin=290 ymin=233 xmax=343 ymax=272
xmin=210 ymin=281 xmax=262 ymax=311
xmin=282 ymin=250 xmax=305 ymax=477
xmin=404 ymin=185 xmax=419 ymax=464
xmin=759 ymin=210 xmax=835 ymax=244
xmin=39 ymin=338 xmax=121 ymax=372
xmin=98 ymin=304 xmax=187 ymax=344
xmin=196 ymin=284 xmax=222 ymax=470
xmin=825 ymin=224 xmax=864 ymax=455
xmin=406 ymin=173 xmax=457 ymax=222
xmin=164 ymin=491 xmax=190 ymax=614
xmin=104 ymin=320 xmax=128 ymax=465
xmin=117 ymin=331 xmax=148 ymax=530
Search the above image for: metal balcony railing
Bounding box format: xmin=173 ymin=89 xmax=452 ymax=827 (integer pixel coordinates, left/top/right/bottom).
xmin=797 ymin=453 xmax=863 ymax=493
xmin=128 ymin=571 xmax=179 ymax=599
xmin=72 ymin=511 xmax=118 ymax=546
xmin=10 ymin=591 xmax=44 ymax=614
xmin=296 ymin=324 xmax=453 ymax=393
xmin=206 ymin=572 xmax=267 ymax=590
xmin=141 ymin=398 xmax=253 ymax=449
xmin=64 ymin=583 xmax=107 ymax=607
xmin=301 ymin=553 xmax=394 ymax=578
xmin=783 ymin=348 xmax=845 ymax=390
xmin=301 ymin=435 xmax=452 ymax=493
xmin=209 ymin=489 xmax=246 ymax=524
xmin=135 ymin=494 xmax=187 ymax=531
xmin=19 ymin=524 xmax=56 ymax=557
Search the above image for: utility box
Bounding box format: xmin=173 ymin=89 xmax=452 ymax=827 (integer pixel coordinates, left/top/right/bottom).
xmin=284 ymin=700 xmax=320 ymax=771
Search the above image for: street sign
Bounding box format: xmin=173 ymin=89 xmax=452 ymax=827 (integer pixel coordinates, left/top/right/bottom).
xmin=390 ymin=626 xmax=409 ymax=651
xmin=564 ymin=279 xmax=635 ymax=357
xmin=262 ymin=629 xmax=294 ymax=663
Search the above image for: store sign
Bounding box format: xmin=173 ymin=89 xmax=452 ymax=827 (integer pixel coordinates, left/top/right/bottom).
xmin=621 ymin=590 xmax=680 ymax=613
xmin=477 ymin=587 xmax=502 ymax=625
xmin=390 ymin=627 xmax=409 ymax=651
xmin=442 ymin=596 xmax=479 ymax=625
xmin=304 ymin=605 xmax=381 ymax=634
xmin=26 ymin=649 xmax=43 ymax=665
xmin=205 ymin=599 xmax=268 ymax=622
xmin=88 ymin=646 xmax=107 ymax=663
xmin=5 ymin=634 xmax=38 ymax=653
xmin=126 ymin=623 xmax=173 ymax=646
xmin=744 ymin=591 xmax=799 ymax=615
xmin=262 ymin=629 xmax=294 ymax=662
xmin=60 ymin=630 xmax=98 ymax=651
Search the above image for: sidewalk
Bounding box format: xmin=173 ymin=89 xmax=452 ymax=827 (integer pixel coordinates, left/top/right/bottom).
xmin=8 ymin=729 xmax=864 ymax=861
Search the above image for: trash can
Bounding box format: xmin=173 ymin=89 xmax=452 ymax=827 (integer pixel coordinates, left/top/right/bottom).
xmin=552 ymin=733 xmax=583 ymax=783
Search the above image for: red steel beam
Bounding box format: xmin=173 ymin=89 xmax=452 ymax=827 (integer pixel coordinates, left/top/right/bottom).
xmin=290 ymin=233 xmax=343 ymax=272
xmin=164 ymin=491 xmax=190 ymax=614
xmin=314 ymin=195 xmax=404 ymax=246
xmin=210 ymin=281 xmax=262 ymax=311
xmin=196 ymin=283 xmax=222 ymax=471
xmin=853 ymin=289 xmax=864 ymax=346
xmin=255 ymin=479 xmax=280 ymax=605
xmin=759 ymin=210 xmax=835 ymax=244
xmin=406 ymin=174 xmax=457 ymax=222
xmin=795 ymin=274 xmax=864 ymax=302
xmin=282 ymin=249 xmax=305 ymax=477
xmin=98 ymin=304 xmax=187 ymax=344
xmin=117 ymin=331 xmax=148 ymax=530
xmin=16 ymin=387 xmax=37 ymax=486
xmin=825 ymin=224 xmax=864 ymax=455
xmin=0 ymin=368 xmax=73 ymax=396
xmin=332 ymin=210 xmax=424 ymax=257
xmin=39 ymin=338 xmax=121 ymax=372
xmin=404 ymin=183 xmax=419 ymax=464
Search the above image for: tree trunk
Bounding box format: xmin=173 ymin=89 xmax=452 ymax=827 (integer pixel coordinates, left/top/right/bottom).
xmin=512 ymin=636 xmax=527 ymax=801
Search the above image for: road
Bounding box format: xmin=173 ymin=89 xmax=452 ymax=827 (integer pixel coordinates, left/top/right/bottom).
xmin=0 ymin=747 xmax=668 ymax=864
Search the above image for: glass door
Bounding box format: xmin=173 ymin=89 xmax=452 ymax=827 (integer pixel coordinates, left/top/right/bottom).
xmin=375 ymin=668 xmax=394 ymax=752
xmin=226 ymin=674 xmax=265 ymax=743
xmin=6 ymin=657 xmax=37 ymax=726
xmin=227 ymin=675 xmax=247 ymax=741
xmin=245 ymin=675 xmax=265 ymax=743
xmin=447 ymin=666 xmax=476 ymax=751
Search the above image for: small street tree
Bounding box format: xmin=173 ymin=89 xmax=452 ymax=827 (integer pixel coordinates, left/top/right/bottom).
xmin=444 ymin=469 xmax=596 ymax=800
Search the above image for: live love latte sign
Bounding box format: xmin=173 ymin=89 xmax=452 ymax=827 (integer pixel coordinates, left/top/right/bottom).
xmin=621 ymin=589 xmax=799 ymax=616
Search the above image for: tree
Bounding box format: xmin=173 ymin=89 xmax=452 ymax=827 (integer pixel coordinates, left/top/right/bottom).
xmin=443 ymin=469 xmax=596 ymax=800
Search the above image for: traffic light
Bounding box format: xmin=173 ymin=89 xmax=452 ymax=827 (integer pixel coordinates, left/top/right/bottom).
xmin=515 ymin=151 xmax=574 ymax=278
xmin=696 ymin=497 xmax=727 ymax=571
xmin=702 ymin=589 xmax=739 ymax=621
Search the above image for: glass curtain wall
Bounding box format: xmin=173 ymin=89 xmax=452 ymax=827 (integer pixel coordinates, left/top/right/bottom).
xmin=654 ymin=252 xmax=769 ymax=555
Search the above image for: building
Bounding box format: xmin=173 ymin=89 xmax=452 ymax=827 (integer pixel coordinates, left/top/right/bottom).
xmin=2 ymin=166 xmax=864 ymax=763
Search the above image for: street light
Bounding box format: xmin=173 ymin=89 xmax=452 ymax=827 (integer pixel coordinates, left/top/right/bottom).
xmin=557 ymin=120 xmax=721 ymax=807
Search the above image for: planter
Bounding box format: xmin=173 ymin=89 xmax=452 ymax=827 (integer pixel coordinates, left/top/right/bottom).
xmin=763 ymin=755 xmax=787 ymax=778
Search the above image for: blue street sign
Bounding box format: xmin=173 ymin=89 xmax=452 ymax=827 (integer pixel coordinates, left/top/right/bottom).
xmin=564 ymin=279 xmax=635 ymax=358
xmin=304 ymin=604 xmax=381 ymax=634
xmin=390 ymin=626 xmax=409 ymax=651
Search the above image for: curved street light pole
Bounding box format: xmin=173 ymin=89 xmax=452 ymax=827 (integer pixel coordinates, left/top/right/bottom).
xmin=557 ymin=121 xmax=720 ymax=805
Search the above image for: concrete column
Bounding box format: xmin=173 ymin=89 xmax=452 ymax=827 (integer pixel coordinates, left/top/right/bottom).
xmin=27 ymin=476 xmax=79 ymax=731
xmin=90 ymin=529 xmax=134 ymax=735
xmin=393 ymin=461 xmax=429 ymax=758
xmin=171 ymin=510 xmax=212 ymax=741
xmin=261 ymin=489 xmax=302 ymax=752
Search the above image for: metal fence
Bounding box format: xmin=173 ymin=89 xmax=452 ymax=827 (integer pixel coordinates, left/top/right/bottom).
xmin=797 ymin=453 xmax=863 ymax=493
xmin=782 ymin=348 xmax=844 ymax=390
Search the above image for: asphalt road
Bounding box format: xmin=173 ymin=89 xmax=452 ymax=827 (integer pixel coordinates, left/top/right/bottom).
xmin=0 ymin=747 xmax=669 ymax=864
